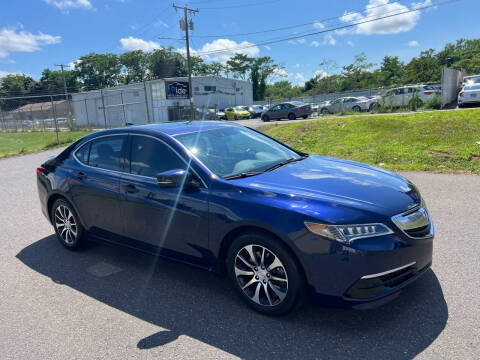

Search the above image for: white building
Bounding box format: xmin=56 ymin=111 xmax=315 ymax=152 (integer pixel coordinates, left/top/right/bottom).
xmin=72 ymin=76 xmax=252 ymax=127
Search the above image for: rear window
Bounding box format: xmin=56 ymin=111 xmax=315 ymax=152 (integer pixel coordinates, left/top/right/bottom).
xmin=465 ymin=84 xmax=480 ymax=91
xmin=88 ymin=136 xmax=126 ymax=172
xmin=75 ymin=143 xmax=90 ymax=164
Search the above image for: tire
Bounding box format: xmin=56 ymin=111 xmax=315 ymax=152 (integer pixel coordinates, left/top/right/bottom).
xmin=288 ymin=113 xmax=296 ymax=120
xmin=226 ymin=232 xmax=305 ymax=315
xmin=321 ymin=108 xmax=329 ymax=115
xmin=352 ymin=105 xmax=361 ymax=112
xmin=51 ymin=198 xmax=85 ymax=250
xmin=302 ymin=115 xmax=308 ymax=119
xmin=234 ymin=115 xmax=238 ymax=120
xmin=369 ymin=103 xmax=378 ymax=111
xmin=262 ymin=115 xmax=270 ymax=122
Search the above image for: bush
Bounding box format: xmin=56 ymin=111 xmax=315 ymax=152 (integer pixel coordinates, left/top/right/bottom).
xmin=424 ymin=95 xmax=442 ymax=110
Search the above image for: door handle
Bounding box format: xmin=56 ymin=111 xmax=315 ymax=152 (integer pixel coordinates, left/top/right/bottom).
xmin=122 ymin=184 xmax=139 ymax=194
xmin=75 ymin=172 xmax=86 ymax=180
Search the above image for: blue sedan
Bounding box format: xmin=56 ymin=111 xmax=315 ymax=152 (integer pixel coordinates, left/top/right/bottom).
xmin=36 ymin=121 xmax=433 ymax=315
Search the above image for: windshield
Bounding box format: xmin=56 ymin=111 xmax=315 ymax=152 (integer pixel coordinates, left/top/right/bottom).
xmin=175 ymin=126 xmax=301 ymax=178
xmin=236 ymin=106 xmax=248 ymax=111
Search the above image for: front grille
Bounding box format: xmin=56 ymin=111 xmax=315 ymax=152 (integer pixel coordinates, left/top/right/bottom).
xmin=405 ymin=224 xmax=431 ymax=238
xmin=345 ymin=263 xmax=429 ymax=300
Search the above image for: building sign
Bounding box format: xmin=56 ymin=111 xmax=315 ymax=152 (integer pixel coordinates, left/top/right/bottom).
xmin=165 ymin=81 xmax=189 ymax=99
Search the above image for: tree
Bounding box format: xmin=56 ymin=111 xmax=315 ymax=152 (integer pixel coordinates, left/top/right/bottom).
xmin=75 ymin=53 xmax=122 ymax=90
xmin=341 ymin=53 xmax=375 ymax=90
xmin=405 ymin=49 xmax=440 ymax=84
xmin=119 ymin=50 xmax=148 ymax=84
xmin=226 ymin=54 xmax=252 ymax=79
xmin=379 ymin=56 xmax=405 ymax=87
xmin=249 ymin=56 xmax=279 ymax=101
xmin=37 ymin=69 xmax=79 ymax=95
xmin=0 ymin=74 xmax=37 ymax=111
xmin=148 ymin=47 xmax=187 ymax=79
xmin=265 ymin=81 xmax=303 ymax=99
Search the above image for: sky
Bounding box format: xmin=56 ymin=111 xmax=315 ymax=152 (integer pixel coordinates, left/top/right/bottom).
xmin=0 ymin=0 xmax=479 ymax=85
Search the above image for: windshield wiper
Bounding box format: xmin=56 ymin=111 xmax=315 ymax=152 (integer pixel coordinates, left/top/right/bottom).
xmin=223 ymin=172 xmax=263 ymax=180
xmin=264 ymin=155 xmax=309 ymax=172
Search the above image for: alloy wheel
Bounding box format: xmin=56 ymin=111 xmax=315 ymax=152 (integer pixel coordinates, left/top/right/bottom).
xmin=234 ymin=244 xmax=288 ymax=306
xmin=54 ymin=205 xmax=78 ymax=245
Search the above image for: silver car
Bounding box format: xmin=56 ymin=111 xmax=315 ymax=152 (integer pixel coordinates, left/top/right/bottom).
xmin=319 ymin=97 xmax=373 ymax=114
xmin=458 ymin=83 xmax=480 ymax=107
xmin=376 ymin=85 xmax=441 ymax=108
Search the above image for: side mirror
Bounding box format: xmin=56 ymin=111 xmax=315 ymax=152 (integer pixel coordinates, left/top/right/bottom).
xmin=156 ymin=169 xmax=201 ymax=189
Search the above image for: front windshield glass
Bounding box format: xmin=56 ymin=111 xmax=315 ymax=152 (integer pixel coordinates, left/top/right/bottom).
xmin=236 ymin=106 xmax=248 ymax=111
xmin=175 ymin=126 xmax=300 ymax=178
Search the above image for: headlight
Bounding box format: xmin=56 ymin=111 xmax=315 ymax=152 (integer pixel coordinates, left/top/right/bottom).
xmin=304 ymin=222 xmax=393 ymax=244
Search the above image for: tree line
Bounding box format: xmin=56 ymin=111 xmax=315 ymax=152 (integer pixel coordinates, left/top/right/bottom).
xmin=1 ymin=38 xmax=479 ymax=111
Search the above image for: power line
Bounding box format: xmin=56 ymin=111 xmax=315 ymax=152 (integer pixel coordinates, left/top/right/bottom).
xmin=192 ymin=0 xmax=458 ymax=57
xmin=191 ymin=0 xmax=409 ymax=38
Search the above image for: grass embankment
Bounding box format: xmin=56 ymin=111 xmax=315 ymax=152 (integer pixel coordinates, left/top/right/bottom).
xmin=0 ymin=131 xmax=93 ymax=159
xmin=263 ymin=109 xmax=480 ymax=173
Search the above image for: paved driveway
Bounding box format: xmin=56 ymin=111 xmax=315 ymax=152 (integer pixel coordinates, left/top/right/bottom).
xmin=0 ymin=149 xmax=479 ymax=359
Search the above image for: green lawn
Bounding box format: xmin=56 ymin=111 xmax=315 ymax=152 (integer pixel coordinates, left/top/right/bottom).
xmin=263 ymin=108 xmax=480 ymax=173
xmin=0 ymin=130 xmax=93 ymax=159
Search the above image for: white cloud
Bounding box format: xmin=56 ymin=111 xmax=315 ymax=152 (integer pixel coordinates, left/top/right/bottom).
xmin=294 ymin=64 xmax=300 ymax=68
xmin=314 ymin=70 xmax=328 ymax=79
xmin=264 ymin=45 xmax=271 ymax=50
xmin=288 ymin=38 xmax=307 ymax=45
xmin=340 ymin=0 xmax=421 ymax=35
xmin=347 ymin=40 xmax=355 ymax=46
xmin=68 ymin=59 xmax=82 ymax=69
xmin=120 ymin=36 xmax=161 ymax=51
xmin=155 ymin=20 xmax=169 ymax=28
xmin=323 ymin=34 xmax=336 ymax=45
xmin=408 ymin=40 xmax=419 ymax=47
xmin=184 ymin=38 xmax=260 ymax=64
xmin=297 ymin=38 xmax=306 ymax=44
xmin=272 ymin=68 xmax=289 ymax=78
xmin=313 ymin=21 xmax=325 ymax=30
xmin=0 ymin=27 xmax=61 ymax=58
xmin=294 ymin=73 xmax=307 ymax=85
xmin=310 ymin=40 xmax=320 ymax=48
xmin=43 ymin=0 xmax=93 ymax=10
xmin=0 ymin=70 xmax=12 ymax=78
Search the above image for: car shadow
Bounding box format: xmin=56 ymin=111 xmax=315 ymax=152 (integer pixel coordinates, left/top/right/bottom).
xmin=17 ymin=235 xmax=448 ymax=359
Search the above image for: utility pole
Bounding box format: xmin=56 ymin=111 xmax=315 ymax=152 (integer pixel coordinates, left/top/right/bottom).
xmin=173 ymin=3 xmax=198 ymax=121
xmin=55 ymin=64 xmax=73 ymax=126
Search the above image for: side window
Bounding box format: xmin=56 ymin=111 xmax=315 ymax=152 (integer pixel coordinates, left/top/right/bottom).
xmin=130 ymin=136 xmax=185 ymax=177
xmin=271 ymin=105 xmax=281 ymax=111
xmin=75 ymin=143 xmax=90 ymax=165
xmin=89 ymin=136 xmax=126 ymax=172
xmin=396 ymin=88 xmax=405 ymax=95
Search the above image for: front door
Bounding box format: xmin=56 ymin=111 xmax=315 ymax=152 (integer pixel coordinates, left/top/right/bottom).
xmin=119 ymin=135 xmax=210 ymax=267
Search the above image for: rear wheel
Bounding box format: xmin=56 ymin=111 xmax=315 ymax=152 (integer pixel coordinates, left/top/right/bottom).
xmin=302 ymin=115 xmax=308 ymax=119
xmin=352 ymin=105 xmax=361 ymax=112
xmin=288 ymin=113 xmax=296 ymax=120
xmin=234 ymin=115 xmax=238 ymax=120
xmin=226 ymin=232 xmax=305 ymax=315
xmin=369 ymin=103 xmax=378 ymax=111
xmin=321 ymin=108 xmax=329 ymax=115
xmin=51 ymin=199 xmax=84 ymax=250
xmin=262 ymin=115 xmax=270 ymax=122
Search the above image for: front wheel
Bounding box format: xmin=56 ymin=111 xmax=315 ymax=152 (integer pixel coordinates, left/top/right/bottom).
xmin=321 ymin=108 xmax=329 ymax=115
xmin=288 ymin=113 xmax=296 ymax=120
xmin=302 ymin=115 xmax=308 ymax=119
xmin=262 ymin=115 xmax=270 ymax=122
xmin=51 ymin=199 xmax=84 ymax=250
xmin=352 ymin=105 xmax=361 ymax=112
xmin=226 ymin=232 xmax=305 ymax=315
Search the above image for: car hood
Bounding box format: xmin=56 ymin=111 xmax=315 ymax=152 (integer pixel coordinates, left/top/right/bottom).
xmin=231 ymin=155 xmax=420 ymax=218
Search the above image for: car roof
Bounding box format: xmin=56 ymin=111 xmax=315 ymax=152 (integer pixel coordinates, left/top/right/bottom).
xmin=88 ymin=121 xmax=242 ymax=138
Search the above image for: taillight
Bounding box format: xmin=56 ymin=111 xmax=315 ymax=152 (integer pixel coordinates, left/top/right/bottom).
xmin=424 ymin=91 xmax=433 ymax=95
xmin=297 ymin=106 xmax=309 ymax=110
xmin=459 ymin=91 xmax=464 ymax=97
xmin=36 ymin=167 xmax=44 ymax=176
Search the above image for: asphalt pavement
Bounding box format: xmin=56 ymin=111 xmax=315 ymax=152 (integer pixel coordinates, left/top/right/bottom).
xmin=0 ymin=148 xmax=479 ymax=359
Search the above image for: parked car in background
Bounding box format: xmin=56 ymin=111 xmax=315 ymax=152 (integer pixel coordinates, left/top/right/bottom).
xmin=225 ymin=106 xmax=251 ymax=120
xmin=462 ymin=75 xmax=480 ymax=86
xmin=248 ymin=105 xmax=265 ymax=118
xmin=320 ymin=97 xmax=374 ymax=114
xmin=261 ymin=101 xmax=312 ymax=122
xmin=458 ymin=83 xmax=480 ymax=107
xmin=376 ymin=85 xmax=440 ymax=108
xmin=216 ymin=108 xmax=227 ymax=120
xmin=306 ymin=103 xmax=319 ymax=114
xmin=37 ymin=121 xmax=434 ymax=315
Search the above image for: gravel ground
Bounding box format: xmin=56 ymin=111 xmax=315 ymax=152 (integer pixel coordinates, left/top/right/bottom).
xmin=0 ymin=148 xmax=479 ymax=360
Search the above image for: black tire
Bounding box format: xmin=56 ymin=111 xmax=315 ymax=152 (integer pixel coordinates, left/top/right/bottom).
xmin=302 ymin=115 xmax=308 ymax=119
xmin=321 ymin=108 xmax=329 ymax=115
xmin=288 ymin=113 xmax=296 ymax=120
xmin=262 ymin=115 xmax=270 ymax=122
xmin=234 ymin=115 xmax=238 ymax=120
xmin=51 ymin=198 xmax=85 ymax=250
xmin=226 ymin=232 xmax=305 ymax=316
xmin=352 ymin=105 xmax=361 ymax=112
xmin=369 ymin=103 xmax=378 ymax=111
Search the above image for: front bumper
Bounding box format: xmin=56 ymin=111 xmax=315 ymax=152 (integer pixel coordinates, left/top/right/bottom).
xmin=297 ymin=228 xmax=433 ymax=308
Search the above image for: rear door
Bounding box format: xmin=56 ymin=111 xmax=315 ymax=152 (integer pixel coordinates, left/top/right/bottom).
xmin=269 ymin=104 xmax=282 ymax=119
xmin=118 ymin=134 xmax=210 ymax=266
xmin=69 ymin=134 xmax=128 ymax=236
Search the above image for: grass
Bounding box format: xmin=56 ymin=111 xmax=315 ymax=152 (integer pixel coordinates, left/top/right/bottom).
xmin=262 ymin=108 xmax=480 ymax=173
xmin=0 ymin=130 xmax=93 ymax=159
